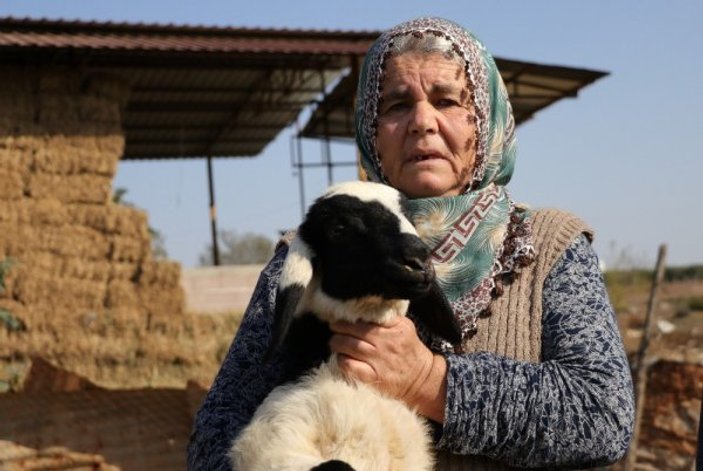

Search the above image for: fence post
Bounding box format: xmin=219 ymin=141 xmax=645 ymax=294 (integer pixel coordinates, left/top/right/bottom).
xmin=624 ymin=244 xmax=667 ymax=471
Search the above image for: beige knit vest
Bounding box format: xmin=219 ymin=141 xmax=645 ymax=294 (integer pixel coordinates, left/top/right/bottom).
xmin=434 ymin=208 xmax=592 ymax=470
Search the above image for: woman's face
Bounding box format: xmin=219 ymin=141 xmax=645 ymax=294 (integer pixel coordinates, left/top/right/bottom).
xmin=375 ymin=52 xmax=477 ymax=198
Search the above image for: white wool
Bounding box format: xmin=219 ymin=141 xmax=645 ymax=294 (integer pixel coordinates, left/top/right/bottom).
xmin=230 ymin=358 xmax=434 ymax=471
xmin=279 ymin=237 xmax=314 ymax=290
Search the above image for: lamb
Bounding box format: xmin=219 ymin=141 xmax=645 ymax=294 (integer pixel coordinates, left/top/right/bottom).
xmin=229 ymin=181 xmax=461 ymax=471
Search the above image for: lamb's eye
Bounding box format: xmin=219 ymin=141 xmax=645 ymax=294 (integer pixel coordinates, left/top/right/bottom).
xmin=329 ymin=224 xmax=345 ymax=238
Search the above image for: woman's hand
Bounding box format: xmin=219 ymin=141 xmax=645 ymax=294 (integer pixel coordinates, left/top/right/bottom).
xmin=329 ymin=316 xmax=448 ymax=422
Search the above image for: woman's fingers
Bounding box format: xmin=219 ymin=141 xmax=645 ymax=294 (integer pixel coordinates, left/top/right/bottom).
xmin=335 ymin=353 xmax=378 ymax=383
xmin=327 ymin=317 xmax=434 ymax=403
xmin=329 ymin=328 xmax=377 ymax=358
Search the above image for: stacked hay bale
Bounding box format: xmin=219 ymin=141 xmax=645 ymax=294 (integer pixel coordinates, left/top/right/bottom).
xmin=0 ymin=67 xmax=217 ymax=388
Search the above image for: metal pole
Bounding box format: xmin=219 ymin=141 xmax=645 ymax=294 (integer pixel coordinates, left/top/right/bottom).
xmin=295 ymin=132 xmax=306 ymax=221
xmin=625 ymin=244 xmax=667 ymax=471
xmin=319 ymin=69 xmax=333 ymax=186
xmin=207 ymin=155 xmax=220 ymax=266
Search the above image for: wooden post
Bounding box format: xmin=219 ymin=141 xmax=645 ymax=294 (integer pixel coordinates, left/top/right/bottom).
xmin=625 ymin=244 xmax=667 ymax=471
xmin=207 ymin=155 xmax=220 ymax=266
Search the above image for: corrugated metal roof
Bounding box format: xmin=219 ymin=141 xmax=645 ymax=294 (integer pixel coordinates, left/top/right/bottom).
xmin=0 ymin=17 xmax=607 ymax=160
xmin=302 ymin=57 xmax=608 ymax=140
xmin=0 ymin=32 xmax=376 ymax=55
xmin=0 ymin=16 xmax=377 ymax=55
xmin=0 ymin=17 xmax=376 ymax=159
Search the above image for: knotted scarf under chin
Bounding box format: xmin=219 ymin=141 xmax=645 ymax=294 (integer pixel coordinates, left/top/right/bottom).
xmin=406 ymin=183 xmax=535 ymax=344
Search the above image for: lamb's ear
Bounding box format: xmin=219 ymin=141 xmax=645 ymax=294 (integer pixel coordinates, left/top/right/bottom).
xmin=409 ymin=280 xmax=462 ymax=345
xmin=264 ymin=237 xmax=314 ymax=362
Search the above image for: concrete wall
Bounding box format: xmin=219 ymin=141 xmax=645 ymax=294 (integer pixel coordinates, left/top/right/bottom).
xmin=181 ymin=264 xmax=265 ymax=314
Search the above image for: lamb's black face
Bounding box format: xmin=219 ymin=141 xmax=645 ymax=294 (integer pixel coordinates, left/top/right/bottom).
xmin=299 ymin=193 xmax=434 ymax=301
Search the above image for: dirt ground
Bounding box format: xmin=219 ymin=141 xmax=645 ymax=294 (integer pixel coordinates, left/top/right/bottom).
xmin=616 ymin=278 xmax=703 ymax=365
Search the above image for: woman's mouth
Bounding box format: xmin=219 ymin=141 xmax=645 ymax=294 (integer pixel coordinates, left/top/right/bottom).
xmin=409 ymin=153 xmax=443 ymax=162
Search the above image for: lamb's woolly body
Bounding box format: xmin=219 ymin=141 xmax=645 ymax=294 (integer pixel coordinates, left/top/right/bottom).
xmin=229 ymin=359 xmax=434 ymax=471
xmin=230 ymin=181 xmax=459 ymax=471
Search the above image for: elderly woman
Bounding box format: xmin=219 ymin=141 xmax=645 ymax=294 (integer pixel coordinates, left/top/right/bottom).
xmin=188 ymin=17 xmax=634 ymax=470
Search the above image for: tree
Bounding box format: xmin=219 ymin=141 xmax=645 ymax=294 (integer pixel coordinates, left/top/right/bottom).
xmin=199 ymin=230 xmax=273 ymax=266
xmin=150 ymin=228 xmax=169 ymax=260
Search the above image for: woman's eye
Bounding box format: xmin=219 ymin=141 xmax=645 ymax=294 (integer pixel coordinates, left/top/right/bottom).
xmin=436 ymin=98 xmax=459 ymax=108
xmin=382 ymin=102 xmax=407 ymax=113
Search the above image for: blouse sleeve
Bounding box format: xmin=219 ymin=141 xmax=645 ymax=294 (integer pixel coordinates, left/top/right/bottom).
xmin=186 ymin=245 xmax=288 ymax=471
xmin=438 ymin=234 xmax=635 ymax=468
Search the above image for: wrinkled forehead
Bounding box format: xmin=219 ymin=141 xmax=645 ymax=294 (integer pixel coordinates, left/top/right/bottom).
xmin=356 ymin=17 xmax=491 ymax=182
xmin=362 ymin=17 xmax=489 ymax=119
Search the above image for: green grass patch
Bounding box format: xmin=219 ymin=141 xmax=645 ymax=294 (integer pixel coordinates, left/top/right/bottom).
xmin=604 ymin=269 xmax=653 ymax=312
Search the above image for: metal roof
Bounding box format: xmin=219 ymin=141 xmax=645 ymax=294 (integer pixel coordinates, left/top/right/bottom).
xmin=0 ymin=17 xmax=607 ymax=159
xmin=0 ymin=17 xmax=376 ymax=159
xmin=302 ymin=57 xmax=608 ymax=140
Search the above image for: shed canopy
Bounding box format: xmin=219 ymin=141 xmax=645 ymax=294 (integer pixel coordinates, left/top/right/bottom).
xmin=0 ymin=17 xmax=608 ymax=159
xmin=302 ymin=57 xmax=608 ymax=140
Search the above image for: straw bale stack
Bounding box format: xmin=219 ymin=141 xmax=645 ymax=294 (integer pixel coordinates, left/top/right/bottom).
xmin=0 ymin=66 xmax=206 ymax=389
xmin=0 ymin=302 xmax=240 ymax=389
xmin=139 ymin=285 xmax=186 ymax=319
xmin=105 ymin=280 xmax=140 ymax=309
xmin=0 ymin=145 xmax=30 ymax=174
xmin=36 ymin=225 xmax=113 ymax=259
xmin=0 ymin=299 xmax=29 ymax=327
xmin=0 ymin=201 xmax=28 ymax=225
xmin=0 ymin=199 xmax=69 ymax=226
xmin=139 ymin=260 xmax=182 ymax=287
xmin=33 ymin=135 xmax=124 ymax=177
xmin=68 ymin=204 xmax=149 ymax=238
xmin=108 ymin=262 xmax=141 ymax=282
xmin=28 ymin=173 xmax=114 ymax=204
xmin=3 ymin=252 xmax=111 ymax=286
xmin=0 ymin=167 xmax=24 ymax=200
xmin=13 ymin=274 xmax=107 ymax=312
xmin=36 ymin=69 xmax=127 ymax=123
xmin=109 ymin=234 xmax=152 ymax=263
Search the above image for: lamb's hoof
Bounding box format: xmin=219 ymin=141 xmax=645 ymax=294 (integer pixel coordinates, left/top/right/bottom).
xmin=310 ymin=460 xmax=356 ymax=471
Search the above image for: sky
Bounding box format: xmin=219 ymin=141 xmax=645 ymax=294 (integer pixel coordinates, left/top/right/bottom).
xmin=2 ymin=1 xmax=701 ymax=269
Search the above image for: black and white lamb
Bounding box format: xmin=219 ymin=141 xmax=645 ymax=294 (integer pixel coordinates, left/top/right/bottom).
xmin=229 ymin=181 xmax=461 ymax=471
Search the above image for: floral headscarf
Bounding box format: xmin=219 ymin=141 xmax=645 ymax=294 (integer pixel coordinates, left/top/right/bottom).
xmin=355 ymin=17 xmax=536 ymax=344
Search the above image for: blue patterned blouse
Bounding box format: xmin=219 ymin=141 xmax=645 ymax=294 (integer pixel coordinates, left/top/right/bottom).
xmin=186 ymin=235 xmax=634 ymax=470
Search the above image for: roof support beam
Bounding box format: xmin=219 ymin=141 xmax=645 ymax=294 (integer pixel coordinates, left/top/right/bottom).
xmin=126 ymin=100 xmax=316 ymax=113
xmin=207 ymin=155 xmax=220 ymax=266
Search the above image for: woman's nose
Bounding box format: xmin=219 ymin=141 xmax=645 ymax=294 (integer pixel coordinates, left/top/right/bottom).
xmin=408 ymin=102 xmax=438 ymax=135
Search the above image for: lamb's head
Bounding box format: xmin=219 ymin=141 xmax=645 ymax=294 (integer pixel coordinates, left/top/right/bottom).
xmin=269 ymin=181 xmax=461 ymax=358
xmin=300 ymin=181 xmax=434 ymax=303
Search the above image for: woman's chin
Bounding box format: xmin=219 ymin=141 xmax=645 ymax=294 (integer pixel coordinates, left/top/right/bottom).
xmin=400 ymin=177 xmax=459 ymax=199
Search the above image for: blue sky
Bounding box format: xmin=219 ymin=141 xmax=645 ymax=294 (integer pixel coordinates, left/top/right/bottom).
xmin=2 ymin=1 xmax=701 ymax=268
